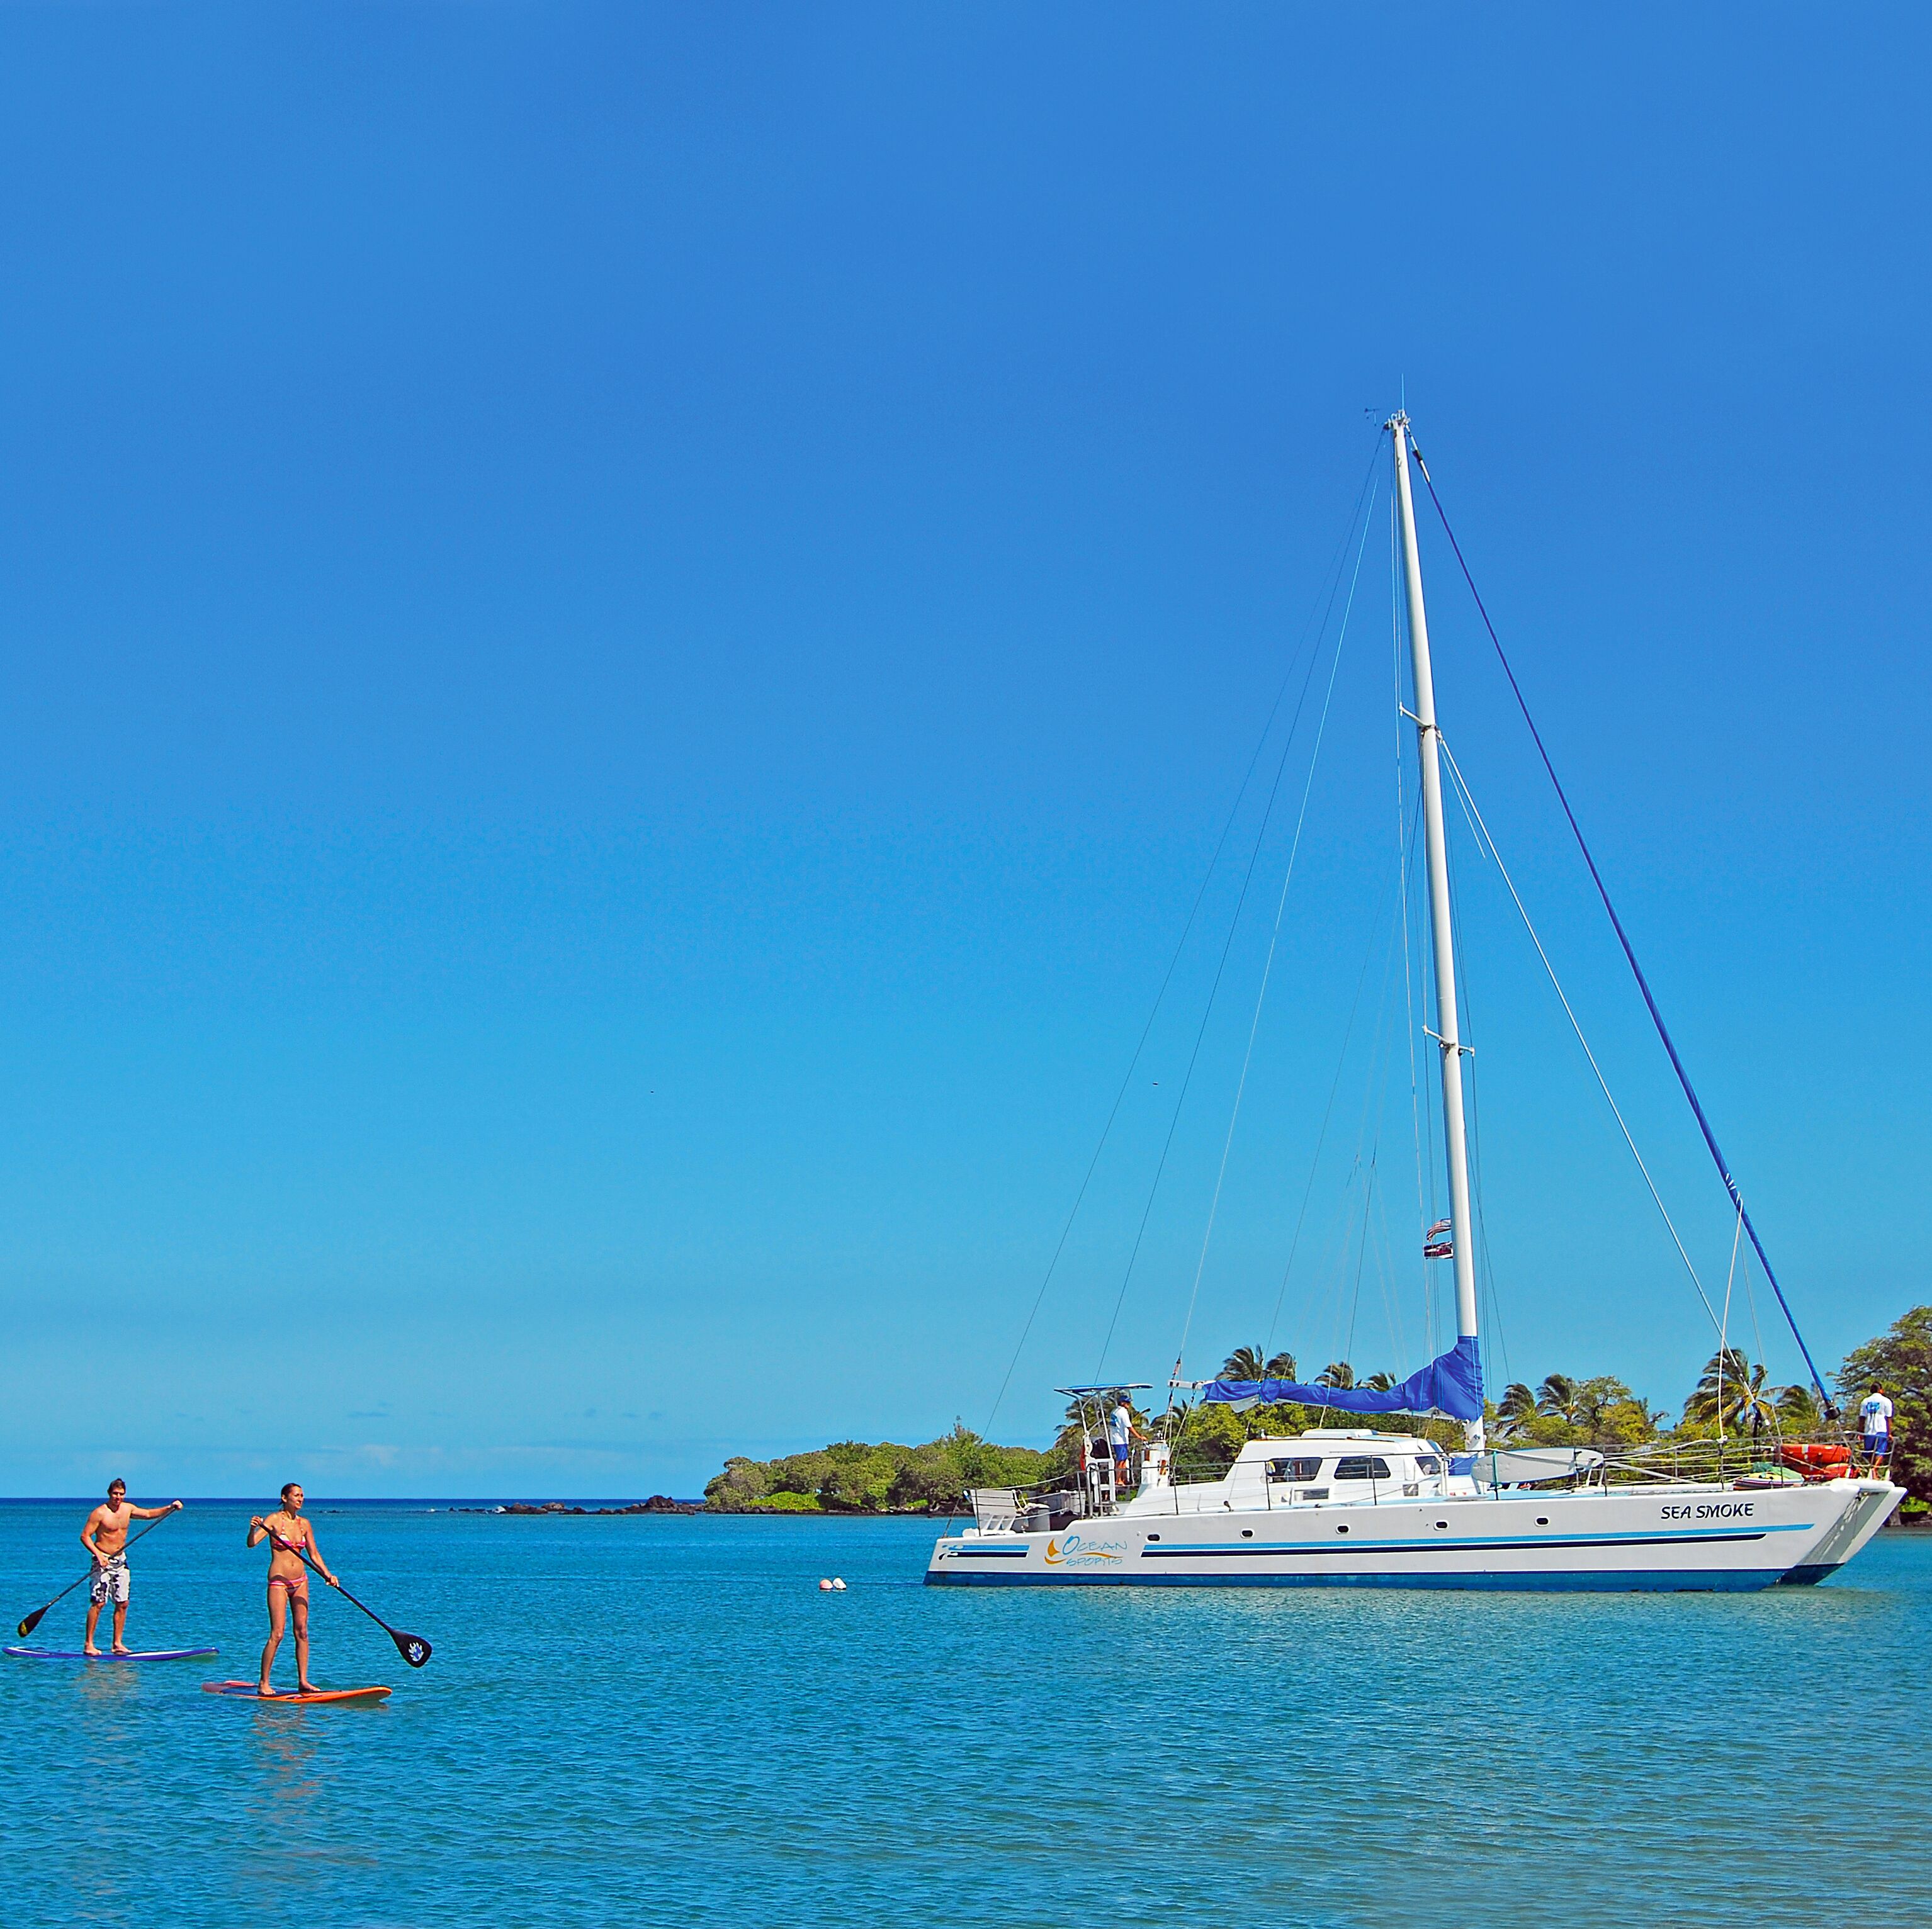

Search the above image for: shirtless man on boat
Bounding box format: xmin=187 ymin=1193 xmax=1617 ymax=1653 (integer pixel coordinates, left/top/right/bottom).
xmin=247 ymin=1483 xmax=341 ymax=1694
xmin=81 ymin=1480 xmax=183 ymax=1655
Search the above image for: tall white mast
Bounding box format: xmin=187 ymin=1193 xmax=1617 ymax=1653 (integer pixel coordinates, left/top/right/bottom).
xmin=1389 ymin=412 xmax=1484 ymax=1452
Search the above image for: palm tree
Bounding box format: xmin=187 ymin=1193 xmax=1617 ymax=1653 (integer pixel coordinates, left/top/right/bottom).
xmin=1685 ymin=1348 xmax=1777 ymax=1435
xmin=1776 ymin=1382 xmax=1822 ymax=1432
xmin=1362 ymin=1371 xmax=1398 ymax=1393
xmin=1496 ymin=1383 xmax=1537 ymax=1439
xmin=1734 ymin=1375 xmax=1779 ymax=1434
xmin=1221 ymin=1346 xmax=1297 ymax=1384
xmin=1536 ymin=1374 xmax=1580 ymax=1424
xmin=1316 ymin=1362 xmax=1355 ymax=1391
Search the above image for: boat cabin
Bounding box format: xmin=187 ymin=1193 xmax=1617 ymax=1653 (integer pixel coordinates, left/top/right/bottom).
xmin=1121 ymin=1429 xmax=1461 ymax=1516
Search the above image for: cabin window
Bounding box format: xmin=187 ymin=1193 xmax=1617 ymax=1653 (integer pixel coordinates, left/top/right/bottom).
xmin=1333 ymin=1456 xmax=1393 ymax=1482
xmin=1265 ymin=1458 xmax=1323 ymax=1482
xmin=1415 ymin=1457 xmax=1442 ymax=1475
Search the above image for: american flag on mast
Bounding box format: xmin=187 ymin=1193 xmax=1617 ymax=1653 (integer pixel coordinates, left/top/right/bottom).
xmin=1423 ymin=1218 xmax=1454 ymax=1259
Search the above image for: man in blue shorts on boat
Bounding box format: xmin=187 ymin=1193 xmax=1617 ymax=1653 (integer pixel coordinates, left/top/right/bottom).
xmin=1107 ymin=1393 xmax=1146 ymax=1497
xmin=80 ymin=1479 xmax=184 ymax=1655
xmin=1860 ymin=1383 xmax=1894 ymax=1473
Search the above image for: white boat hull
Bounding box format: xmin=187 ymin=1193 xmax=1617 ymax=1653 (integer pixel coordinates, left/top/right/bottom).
xmin=926 ymin=1478 xmax=1900 ymax=1592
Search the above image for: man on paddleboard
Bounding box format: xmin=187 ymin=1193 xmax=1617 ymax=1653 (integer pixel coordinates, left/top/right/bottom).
xmin=80 ymin=1480 xmax=183 ymax=1655
xmin=247 ymin=1483 xmax=341 ymax=1695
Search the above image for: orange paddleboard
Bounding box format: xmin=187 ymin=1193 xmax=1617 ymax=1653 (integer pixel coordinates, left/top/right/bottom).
xmin=202 ymin=1679 xmax=391 ymax=1705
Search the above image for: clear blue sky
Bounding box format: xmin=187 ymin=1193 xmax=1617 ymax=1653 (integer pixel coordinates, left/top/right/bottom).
xmin=1 ymin=6 xmax=1925 ymax=1496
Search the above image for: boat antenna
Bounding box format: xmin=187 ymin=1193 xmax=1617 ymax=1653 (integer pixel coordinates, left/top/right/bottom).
xmin=1407 ymin=436 xmax=1838 ymax=1419
xmin=1388 ymin=410 xmax=1484 ymax=1454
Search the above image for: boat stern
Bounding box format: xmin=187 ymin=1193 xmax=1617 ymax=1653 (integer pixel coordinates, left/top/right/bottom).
xmin=1775 ymin=1479 xmax=1904 ymax=1584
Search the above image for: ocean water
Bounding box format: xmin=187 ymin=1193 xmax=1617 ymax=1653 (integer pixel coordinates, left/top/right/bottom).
xmin=2 ymin=1500 xmax=1926 ymax=1929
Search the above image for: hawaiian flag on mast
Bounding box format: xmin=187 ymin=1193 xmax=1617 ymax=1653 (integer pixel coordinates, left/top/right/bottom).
xmin=1423 ymin=1218 xmax=1454 ymax=1259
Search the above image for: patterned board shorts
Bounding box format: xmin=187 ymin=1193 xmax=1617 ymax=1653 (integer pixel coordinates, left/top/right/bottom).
xmin=89 ymin=1557 xmax=130 ymax=1606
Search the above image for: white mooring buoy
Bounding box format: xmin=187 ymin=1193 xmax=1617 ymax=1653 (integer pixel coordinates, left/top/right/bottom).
xmin=831 ymin=1577 xmax=847 ymax=1591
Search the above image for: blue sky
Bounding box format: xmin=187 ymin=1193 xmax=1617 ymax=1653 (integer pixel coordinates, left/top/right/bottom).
xmin=1 ymin=6 xmax=1926 ymax=1496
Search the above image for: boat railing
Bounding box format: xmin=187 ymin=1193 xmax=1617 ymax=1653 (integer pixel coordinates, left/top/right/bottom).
xmin=1577 ymin=1432 xmax=1869 ymax=1491
xmin=963 ymin=1475 xmax=1097 ymax=1531
xmin=1167 ymin=1452 xmax=1236 ymax=1488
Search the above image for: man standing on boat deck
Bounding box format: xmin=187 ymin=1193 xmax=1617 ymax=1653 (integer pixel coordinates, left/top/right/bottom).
xmin=1107 ymin=1394 xmax=1146 ymax=1496
xmin=1860 ymin=1383 xmax=1894 ymax=1471
xmin=80 ymin=1480 xmax=184 ymax=1655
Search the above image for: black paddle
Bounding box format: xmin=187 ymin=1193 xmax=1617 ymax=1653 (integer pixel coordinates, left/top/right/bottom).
xmin=291 ymin=1544 xmax=432 ymax=1668
xmin=16 ymin=1506 xmax=182 ymax=1640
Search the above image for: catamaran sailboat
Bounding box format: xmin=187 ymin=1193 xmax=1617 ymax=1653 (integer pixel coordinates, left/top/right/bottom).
xmin=927 ymin=413 xmax=1899 ymax=1592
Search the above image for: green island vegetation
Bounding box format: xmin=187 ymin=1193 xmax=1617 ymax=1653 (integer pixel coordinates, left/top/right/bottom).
xmin=705 ymin=1304 xmax=1931 ymax=1521
xmin=705 ymin=1424 xmax=1054 ymax=1516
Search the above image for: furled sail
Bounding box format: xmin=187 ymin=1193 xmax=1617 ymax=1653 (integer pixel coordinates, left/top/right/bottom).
xmin=1202 ymin=1334 xmax=1483 ymax=1422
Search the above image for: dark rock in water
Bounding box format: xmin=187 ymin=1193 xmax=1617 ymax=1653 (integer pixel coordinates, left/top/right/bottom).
xmin=495 ymin=1495 xmax=701 ymax=1517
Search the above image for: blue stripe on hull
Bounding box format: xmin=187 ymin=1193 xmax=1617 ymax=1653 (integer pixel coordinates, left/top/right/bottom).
xmin=925 ymin=1566 xmax=1787 ymax=1593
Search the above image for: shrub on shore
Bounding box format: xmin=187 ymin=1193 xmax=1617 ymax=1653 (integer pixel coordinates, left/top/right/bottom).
xmin=704 ymin=1422 xmax=1053 ymax=1514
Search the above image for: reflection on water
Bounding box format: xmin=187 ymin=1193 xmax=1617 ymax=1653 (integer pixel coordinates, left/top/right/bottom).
xmin=244 ymin=1711 xmax=324 ymax=1808
xmin=72 ymin=1661 xmax=142 ymax=1713
xmin=4 ymin=1502 xmax=1929 ymax=1928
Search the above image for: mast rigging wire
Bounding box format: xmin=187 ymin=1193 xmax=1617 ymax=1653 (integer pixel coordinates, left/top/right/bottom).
xmin=1095 ymin=648 xmax=1315 ymax=1387
xmin=1437 ymin=738 xmax=1724 ymax=1341
xmin=1092 ymin=449 xmax=1386 ymax=1389
xmin=982 ymin=444 xmax=1384 ymax=1429
xmin=1311 ymin=888 xmax=1411 ymax=1402
xmin=1170 ymin=483 xmax=1377 ymax=1381
xmin=1260 ymin=810 xmax=1412 ymax=1371
xmin=1408 ymin=440 xmax=1836 ymax=1415
xmin=1717 ymin=1201 xmax=1746 ymax=1442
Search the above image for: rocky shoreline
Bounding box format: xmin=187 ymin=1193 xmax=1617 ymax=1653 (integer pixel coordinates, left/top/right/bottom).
xmin=454 ymin=1495 xmax=703 ymax=1516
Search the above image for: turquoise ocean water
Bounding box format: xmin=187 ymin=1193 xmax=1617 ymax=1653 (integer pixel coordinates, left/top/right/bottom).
xmin=3 ymin=1500 xmax=1926 ymax=1928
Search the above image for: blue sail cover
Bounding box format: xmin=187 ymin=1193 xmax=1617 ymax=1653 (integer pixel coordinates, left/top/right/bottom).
xmin=1202 ymin=1334 xmax=1484 ymax=1422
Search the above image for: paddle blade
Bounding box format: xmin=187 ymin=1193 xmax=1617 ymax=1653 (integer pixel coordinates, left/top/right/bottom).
xmin=392 ymin=1629 xmax=431 ymax=1668
xmin=17 ymin=1606 xmax=48 ymax=1639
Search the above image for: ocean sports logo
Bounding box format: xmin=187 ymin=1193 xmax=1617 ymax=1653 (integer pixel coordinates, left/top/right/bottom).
xmin=1044 ymin=1533 xmax=1126 ymax=1566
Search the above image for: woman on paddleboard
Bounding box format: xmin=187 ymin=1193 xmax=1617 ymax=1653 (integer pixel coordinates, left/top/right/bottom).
xmin=247 ymin=1483 xmax=341 ymax=1695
